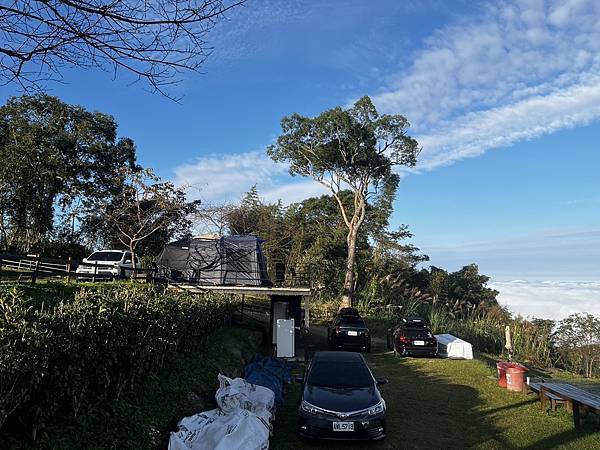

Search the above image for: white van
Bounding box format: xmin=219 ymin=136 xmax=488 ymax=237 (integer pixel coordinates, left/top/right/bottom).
xmin=76 ymin=250 xmax=140 ymax=278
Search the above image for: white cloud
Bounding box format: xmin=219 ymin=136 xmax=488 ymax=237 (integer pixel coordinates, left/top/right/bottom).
xmin=173 ymin=150 xmax=326 ymax=204
xmin=176 ymin=1 xmax=600 ymax=207
xmin=372 ymin=0 xmax=600 ymax=170
xmin=261 ymin=180 xmax=327 ymax=204
xmin=174 ymin=151 xmax=285 ymax=202
xmin=490 ymin=279 xmax=600 ymax=320
xmin=417 ymin=79 xmax=600 ymax=169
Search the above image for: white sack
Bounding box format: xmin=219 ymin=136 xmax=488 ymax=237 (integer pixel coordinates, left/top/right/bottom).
xmin=168 ymin=408 xmax=270 ymax=450
xmin=435 ymin=334 xmax=474 ymax=359
xmin=215 ymin=374 xmax=275 ymax=415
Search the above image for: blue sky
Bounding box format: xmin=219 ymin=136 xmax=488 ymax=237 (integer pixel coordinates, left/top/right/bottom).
xmin=1 ymin=0 xmax=599 ymax=318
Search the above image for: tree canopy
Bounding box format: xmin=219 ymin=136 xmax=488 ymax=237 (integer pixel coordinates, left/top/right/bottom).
xmin=220 ymin=186 xmax=426 ymax=298
xmin=268 ymin=96 xmax=419 ymax=306
xmin=0 ymin=93 xmax=136 ymax=253
xmin=86 ymin=168 xmax=200 ymax=267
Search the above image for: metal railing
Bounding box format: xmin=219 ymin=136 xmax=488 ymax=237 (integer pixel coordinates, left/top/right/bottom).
xmin=0 ymin=253 xmax=156 ymax=284
xmin=0 ymin=252 xmax=314 ymax=288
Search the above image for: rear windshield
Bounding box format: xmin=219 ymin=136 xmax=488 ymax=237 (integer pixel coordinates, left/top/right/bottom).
xmin=88 ymin=251 xmax=123 ymax=262
xmin=340 ymin=316 xmax=366 ymax=328
xmin=404 ymin=328 xmax=431 ymax=339
xmin=308 ymin=361 xmax=373 ymax=388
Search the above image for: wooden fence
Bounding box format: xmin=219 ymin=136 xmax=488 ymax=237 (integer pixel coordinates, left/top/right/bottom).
xmin=0 ymin=253 xmax=154 ymax=284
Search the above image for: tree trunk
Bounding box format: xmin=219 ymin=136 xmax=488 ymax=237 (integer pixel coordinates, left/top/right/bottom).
xmin=129 ymin=242 xmax=137 ymax=278
xmin=341 ymin=225 xmax=359 ymax=308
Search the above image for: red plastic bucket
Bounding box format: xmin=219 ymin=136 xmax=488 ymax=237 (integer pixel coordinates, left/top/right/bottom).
xmin=505 ymin=363 xmax=528 ymax=392
xmin=496 ymin=362 xmax=509 ymax=388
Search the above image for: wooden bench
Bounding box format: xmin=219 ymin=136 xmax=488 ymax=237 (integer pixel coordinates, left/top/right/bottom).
xmin=528 ymin=382 xmax=567 ymax=411
xmin=538 ymin=382 xmax=600 ymax=427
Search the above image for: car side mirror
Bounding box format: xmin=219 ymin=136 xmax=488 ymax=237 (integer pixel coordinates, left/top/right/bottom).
xmin=294 ymin=376 xmax=304 ymax=384
xmin=376 ymin=377 xmax=388 ymax=386
xmin=124 ymin=259 xmax=132 ymax=264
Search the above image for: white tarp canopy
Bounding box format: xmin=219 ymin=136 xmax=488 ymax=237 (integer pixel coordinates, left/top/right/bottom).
xmin=435 ymin=334 xmax=474 ymax=359
xmin=168 ymin=375 xmax=274 ymax=450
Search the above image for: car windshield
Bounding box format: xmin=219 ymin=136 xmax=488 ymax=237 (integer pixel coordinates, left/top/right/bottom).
xmin=88 ymin=251 xmax=123 ymax=262
xmin=308 ymin=361 xmax=373 ymax=388
xmin=340 ymin=317 xmax=366 ymax=328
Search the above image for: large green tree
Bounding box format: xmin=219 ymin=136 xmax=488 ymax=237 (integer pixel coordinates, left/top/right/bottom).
xmin=268 ymin=96 xmax=419 ymax=307
xmin=0 ymin=94 xmax=136 ymax=252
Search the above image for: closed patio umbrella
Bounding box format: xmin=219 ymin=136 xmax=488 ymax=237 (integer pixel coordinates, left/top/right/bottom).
xmin=505 ymin=325 xmax=513 ymax=361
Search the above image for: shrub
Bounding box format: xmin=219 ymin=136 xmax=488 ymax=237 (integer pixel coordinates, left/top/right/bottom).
xmin=0 ymin=282 xmax=237 ymax=439
xmin=554 ymin=313 xmax=600 ymax=378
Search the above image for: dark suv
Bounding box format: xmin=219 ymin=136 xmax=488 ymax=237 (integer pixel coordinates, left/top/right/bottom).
xmin=387 ymin=317 xmax=437 ymax=357
xmin=328 ymin=314 xmax=371 ymax=352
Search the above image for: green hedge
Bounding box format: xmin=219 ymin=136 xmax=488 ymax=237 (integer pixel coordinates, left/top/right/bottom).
xmin=0 ymin=282 xmax=237 ymax=440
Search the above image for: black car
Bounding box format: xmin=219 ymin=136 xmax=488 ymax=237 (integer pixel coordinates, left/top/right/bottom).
xmin=328 ymin=314 xmax=371 ymax=352
xmin=297 ymin=351 xmax=387 ymax=440
xmin=387 ymin=316 xmax=438 ymax=357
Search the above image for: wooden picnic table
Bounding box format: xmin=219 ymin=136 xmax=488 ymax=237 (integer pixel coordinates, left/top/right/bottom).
xmin=538 ymin=382 xmax=600 ymax=427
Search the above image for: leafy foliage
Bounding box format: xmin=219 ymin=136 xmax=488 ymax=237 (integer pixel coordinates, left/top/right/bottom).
xmin=268 ymin=96 xmax=419 ymax=305
xmin=0 ymin=94 xmax=137 ymax=253
xmin=554 ymin=313 xmax=600 ymax=378
xmin=221 ymin=187 xmax=426 ymax=297
xmin=0 ymin=282 xmax=237 ymax=440
xmin=33 ymin=328 xmax=263 ymax=450
xmin=84 ymin=167 xmax=200 ymax=265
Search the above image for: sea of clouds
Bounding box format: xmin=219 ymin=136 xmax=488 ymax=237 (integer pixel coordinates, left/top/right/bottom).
xmin=490 ymin=280 xmax=600 ymax=321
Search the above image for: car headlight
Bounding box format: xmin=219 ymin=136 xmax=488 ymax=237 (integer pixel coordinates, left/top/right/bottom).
xmin=301 ymin=400 xmax=320 ymax=415
xmin=367 ymin=400 xmax=385 ymax=415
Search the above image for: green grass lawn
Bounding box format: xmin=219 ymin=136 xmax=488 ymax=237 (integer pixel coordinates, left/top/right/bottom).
xmin=271 ymin=353 xmax=600 ymax=449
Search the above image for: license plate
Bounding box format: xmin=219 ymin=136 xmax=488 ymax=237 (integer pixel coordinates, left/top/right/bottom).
xmin=414 ymin=340 xmax=425 ymax=346
xmin=347 ymin=331 xmax=358 ymax=336
xmin=333 ymin=422 xmax=354 ymax=431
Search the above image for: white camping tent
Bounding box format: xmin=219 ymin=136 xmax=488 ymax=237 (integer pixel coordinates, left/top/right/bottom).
xmin=435 ymin=334 xmax=473 ymax=359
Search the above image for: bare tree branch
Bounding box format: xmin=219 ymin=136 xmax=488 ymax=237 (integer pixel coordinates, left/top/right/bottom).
xmin=0 ymin=0 xmax=245 ymax=99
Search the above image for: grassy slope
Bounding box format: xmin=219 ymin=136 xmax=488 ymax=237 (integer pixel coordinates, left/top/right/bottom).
xmin=272 ymin=353 xmax=600 ymax=450
xmin=5 ymin=326 xmax=264 ymax=450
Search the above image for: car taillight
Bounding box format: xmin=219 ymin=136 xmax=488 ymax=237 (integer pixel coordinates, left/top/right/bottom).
xmin=335 ymin=327 xmax=342 ymax=335
xmin=398 ymin=336 xmax=412 ymax=343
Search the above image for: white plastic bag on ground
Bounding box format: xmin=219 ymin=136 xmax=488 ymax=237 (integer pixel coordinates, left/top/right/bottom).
xmin=168 ymin=407 xmax=270 ymax=450
xmin=435 ymin=334 xmax=474 ymax=359
xmin=215 ymin=374 xmax=275 ymax=415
